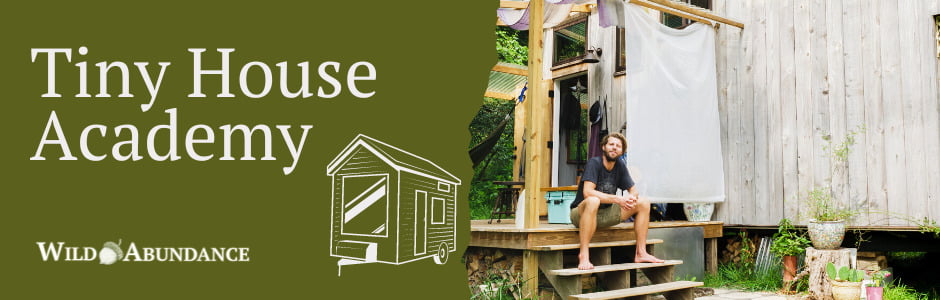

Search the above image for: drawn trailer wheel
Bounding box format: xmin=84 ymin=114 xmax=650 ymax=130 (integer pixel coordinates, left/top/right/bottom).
xmin=433 ymin=242 xmax=450 ymax=264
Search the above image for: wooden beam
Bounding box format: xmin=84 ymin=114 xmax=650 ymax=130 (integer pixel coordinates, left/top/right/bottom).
xmin=492 ymin=64 xmax=528 ymax=76
xmin=499 ymin=1 xmax=592 ymax=13
xmin=521 ymin=0 xmax=545 ymax=297
xmin=644 ymin=0 xmax=744 ymax=29
xmin=484 ymin=91 xmax=517 ymax=100
xmin=628 ymin=0 xmax=712 ymax=27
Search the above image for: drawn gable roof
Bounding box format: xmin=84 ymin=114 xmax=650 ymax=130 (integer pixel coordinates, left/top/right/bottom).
xmin=326 ymin=134 xmax=461 ymax=185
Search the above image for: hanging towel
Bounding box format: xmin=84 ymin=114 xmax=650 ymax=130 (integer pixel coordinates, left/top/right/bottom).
xmin=622 ymin=3 xmax=725 ymax=203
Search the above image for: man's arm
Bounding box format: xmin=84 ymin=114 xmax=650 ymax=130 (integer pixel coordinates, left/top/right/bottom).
xmin=583 ymin=181 xmax=632 ymax=209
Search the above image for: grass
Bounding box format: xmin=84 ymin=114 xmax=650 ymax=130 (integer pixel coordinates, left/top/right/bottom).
xmin=883 ymin=282 xmax=934 ymax=300
xmin=704 ymin=260 xmax=784 ymax=292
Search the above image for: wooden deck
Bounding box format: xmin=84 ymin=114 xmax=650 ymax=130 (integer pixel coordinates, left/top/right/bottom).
xmin=470 ymin=219 xmax=723 ymax=250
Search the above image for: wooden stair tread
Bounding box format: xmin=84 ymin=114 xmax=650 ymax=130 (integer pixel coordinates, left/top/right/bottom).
xmin=548 ymin=260 xmax=683 ymax=276
xmin=569 ymin=281 xmax=703 ymax=300
xmin=530 ymin=239 xmax=663 ymax=251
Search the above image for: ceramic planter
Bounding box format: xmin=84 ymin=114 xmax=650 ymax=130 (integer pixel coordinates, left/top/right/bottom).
xmin=683 ymin=203 xmax=714 ymax=221
xmin=808 ymin=220 xmax=845 ymax=249
xmin=866 ymin=286 xmax=884 ymax=300
xmin=830 ymin=280 xmax=862 ymax=300
xmin=782 ymin=255 xmax=798 ymax=283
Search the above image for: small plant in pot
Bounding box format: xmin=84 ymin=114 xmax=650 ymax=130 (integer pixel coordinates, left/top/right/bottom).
xmin=770 ymin=218 xmax=810 ymax=285
xmin=826 ymin=262 xmax=865 ymax=300
xmin=801 ymin=187 xmax=859 ymax=249
xmin=865 ymin=269 xmax=891 ymax=300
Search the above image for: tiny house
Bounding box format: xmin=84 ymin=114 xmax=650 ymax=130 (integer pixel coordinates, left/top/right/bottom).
xmin=327 ymin=134 xmax=461 ymax=269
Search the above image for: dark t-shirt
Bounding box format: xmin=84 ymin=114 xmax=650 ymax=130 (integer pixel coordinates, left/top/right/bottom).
xmin=570 ymin=156 xmax=635 ymax=208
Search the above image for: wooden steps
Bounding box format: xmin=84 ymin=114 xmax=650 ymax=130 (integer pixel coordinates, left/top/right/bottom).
xmin=569 ymin=281 xmax=703 ymax=300
xmin=530 ymin=239 xmax=663 ymax=251
xmin=547 ymin=260 xmax=683 ymax=276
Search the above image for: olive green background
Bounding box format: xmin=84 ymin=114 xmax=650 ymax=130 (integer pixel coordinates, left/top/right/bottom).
xmin=0 ymin=1 xmax=494 ymax=298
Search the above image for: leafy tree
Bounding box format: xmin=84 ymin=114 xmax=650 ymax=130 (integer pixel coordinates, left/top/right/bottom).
xmin=467 ymin=27 xmax=527 ymax=219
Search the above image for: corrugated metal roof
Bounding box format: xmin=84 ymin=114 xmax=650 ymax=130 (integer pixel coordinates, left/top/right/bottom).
xmin=486 ymin=62 xmax=528 ymax=100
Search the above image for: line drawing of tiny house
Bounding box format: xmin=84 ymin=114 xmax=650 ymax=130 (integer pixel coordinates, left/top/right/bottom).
xmin=326 ymin=134 xmax=461 ymax=275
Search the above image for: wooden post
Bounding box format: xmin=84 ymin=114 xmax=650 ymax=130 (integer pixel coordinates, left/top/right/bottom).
xmin=705 ymin=238 xmax=718 ymax=275
xmin=522 ymin=0 xmax=546 ymax=297
xmin=523 ymin=0 xmax=546 ymax=230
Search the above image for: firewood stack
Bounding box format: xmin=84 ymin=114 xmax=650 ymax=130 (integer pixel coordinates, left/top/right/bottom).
xmin=720 ymin=233 xmax=758 ymax=265
xmin=464 ymin=247 xmax=525 ymax=299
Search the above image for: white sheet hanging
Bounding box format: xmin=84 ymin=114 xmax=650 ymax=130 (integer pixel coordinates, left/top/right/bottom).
xmin=623 ymin=3 xmax=725 ymax=203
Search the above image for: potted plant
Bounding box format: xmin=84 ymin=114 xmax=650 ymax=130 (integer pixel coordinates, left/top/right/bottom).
xmin=865 ymin=269 xmax=891 ymax=300
xmin=801 ymin=187 xmax=859 ymax=249
xmin=770 ymin=218 xmax=810 ymax=283
xmin=798 ymin=127 xmax=864 ymax=249
xmin=826 ymin=262 xmax=865 ymax=300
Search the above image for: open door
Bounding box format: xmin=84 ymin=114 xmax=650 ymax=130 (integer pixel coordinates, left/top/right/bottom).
xmin=414 ymin=190 xmax=427 ymax=255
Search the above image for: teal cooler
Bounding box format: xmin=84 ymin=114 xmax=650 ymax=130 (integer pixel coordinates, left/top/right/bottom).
xmin=546 ymin=191 xmax=577 ymax=224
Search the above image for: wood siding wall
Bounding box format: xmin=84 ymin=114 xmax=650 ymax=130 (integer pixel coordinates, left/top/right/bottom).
xmin=711 ymin=0 xmax=940 ymax=226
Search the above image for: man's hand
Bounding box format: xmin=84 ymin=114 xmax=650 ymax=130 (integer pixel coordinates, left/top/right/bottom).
xmin=617 ymin=196 xmax=635 ymax=210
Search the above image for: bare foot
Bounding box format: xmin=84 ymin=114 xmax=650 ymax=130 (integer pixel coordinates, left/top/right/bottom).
xmin=634 ymin=253 xmax=665 ymax=263
xmin=577 ymin=253 xmax=594 ymax=270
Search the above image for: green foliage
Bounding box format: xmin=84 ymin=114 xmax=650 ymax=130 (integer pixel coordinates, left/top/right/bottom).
xmin=467 ymin=27 xmax=530 ymax=220
xmin=704 ymin=261 xmax=783 ymax=292
xmin=495 ymin=27 xmax=528 ymax=65
xmin=822 ymin=125 xmax=866 ymax=164
xmin=468 ymin=98 xmax=517 ymax=220
xmin=470 ymin=270 xmax=530 ymax=300
xmin=883 ymin=282 xmax=931 ymax=300
xmin=800 ymin=186 xmax=859 ymax=222
xmin=704 ymin=232 xmax=784 ymax=292
xmin=770 ymin=218 xmax=810 ymax=257
xmin=825 ymin=262 xmax=865 ymax=282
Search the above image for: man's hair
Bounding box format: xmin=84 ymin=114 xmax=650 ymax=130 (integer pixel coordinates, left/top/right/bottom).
xmin=601 ymin=133 xmax=627 ymax=149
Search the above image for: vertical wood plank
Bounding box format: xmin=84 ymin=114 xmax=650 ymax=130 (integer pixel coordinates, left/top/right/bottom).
xmin=765 ymin=0 xmax=785 ymax=224
xmin=713 ymin=0 xmax=730 ymax=222
xmin=780 ymin=0 xmax=800 ymax=222
xmin=522 ymin=1 xmax=545 ymax=296
xmin=841 ymin=0 xmax=869 ymax=224
xmin=922 ymin=3 xmax=940 ymax=221
xmin=811 ymin=0 xmax=831 ymax=193
xmin=826 ymin=0 xmax=848 ymax=213
xmin=737 ymin=0 xmax=756 ymax=226
xmin=879 ymin=0 xmax=908 ymax=225
xmin=861 ymin=0 xmax=887 ymax=225
xmin=899 ymin=1 xmax=929 ymax=224
xmin=751 ymin=0 xmax=769 ymax=226
xmin=794 ymin=0 xmax=815 ymax=222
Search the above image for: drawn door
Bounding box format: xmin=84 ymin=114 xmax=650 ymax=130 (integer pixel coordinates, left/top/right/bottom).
xmin=415 ymin=190 xmax=427 ymax=255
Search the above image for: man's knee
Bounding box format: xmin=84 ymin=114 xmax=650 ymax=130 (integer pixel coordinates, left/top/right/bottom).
xmin=581 ymin=196 xmax=600 ymax=210
xmin=636 ymin=197 xmax=651 ymax=210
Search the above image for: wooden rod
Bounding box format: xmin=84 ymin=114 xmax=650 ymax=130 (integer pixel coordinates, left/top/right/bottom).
xmin=499 ymin=1 xmax=592 ymax=13
xmin=629 ymin=0 xmax=712 ymax=27
xmin=644 ymin=0 xmax=744 ymax=28
xmin=524 ymin=0 xmax=545 ymax=232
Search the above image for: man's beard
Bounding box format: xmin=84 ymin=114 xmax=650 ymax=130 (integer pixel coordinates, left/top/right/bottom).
xmin=604 ymin=150 xmax=621 ymax=162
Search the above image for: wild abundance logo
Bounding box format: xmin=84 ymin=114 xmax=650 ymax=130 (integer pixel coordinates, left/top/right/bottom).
xmin=36 ymin=240 xmax=251 ymax=264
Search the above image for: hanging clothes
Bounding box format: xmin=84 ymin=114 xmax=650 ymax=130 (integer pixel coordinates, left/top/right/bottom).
xmin=622 ymin=3 xmax=725 ymax=203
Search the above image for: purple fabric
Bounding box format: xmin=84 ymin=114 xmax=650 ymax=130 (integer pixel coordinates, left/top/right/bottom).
xmin=589 ymin=121 xmax=603 ymax=159
xmin=497 ymin=0 xmax=584 ymax=30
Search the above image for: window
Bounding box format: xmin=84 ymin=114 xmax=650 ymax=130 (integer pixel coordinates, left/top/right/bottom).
xmin=553 ymin=15 xmax=589 ymax=67
xmin=935 ymin=15 xmax=939 ymax=58
xmin=432 ymin=197 xmax=446 ymax=224
xmin=560 ymin=76 xmax=589 ymax=164
xmin=661 ymin=0 xmax=711 ymax=29
xmin=341 ymin=175 xmax=388 ymax=237
xmin=615 ymin=28 xmax=626 ymax=74
xmin=438 ymin=182 xmax=451 ymax=192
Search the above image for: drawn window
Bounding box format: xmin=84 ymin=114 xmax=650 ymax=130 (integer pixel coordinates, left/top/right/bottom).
xmin=341 ymin=175 xmax=388 ymax=237
xmin=935 ymin=15 xmax=939 ymax=59
xmin=661 ymin=0 xmax=711 ymax=29
xmin=432 ymin=197 xmax=446 ymax=224
xmin=616 ymin=28 xmax=626 ymax=74
xmin=438 ymin=182 xmax=451 ymax=192
xmin=553 ymin=15 xmax=589 ymax=67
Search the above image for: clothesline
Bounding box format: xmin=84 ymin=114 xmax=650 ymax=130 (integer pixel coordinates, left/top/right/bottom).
xmin=497 ymin=0 xmax=744 ymax=29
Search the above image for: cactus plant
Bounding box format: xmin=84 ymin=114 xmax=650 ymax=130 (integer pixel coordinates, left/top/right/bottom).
xmin=826 ymin=262 xmax=865 ymax=282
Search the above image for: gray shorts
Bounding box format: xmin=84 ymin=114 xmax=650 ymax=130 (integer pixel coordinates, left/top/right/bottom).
xmin=570 ymin=204 xmax=622 ymax=228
